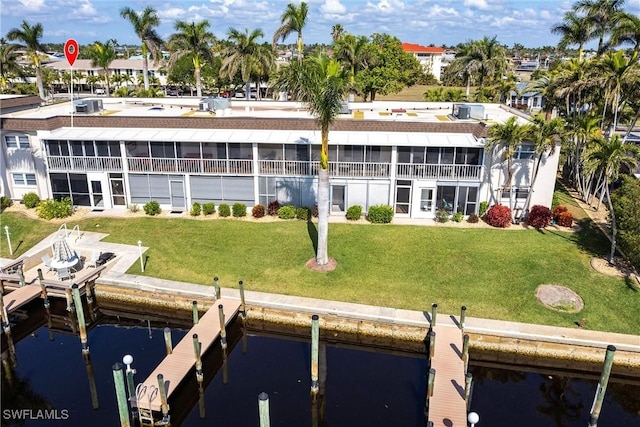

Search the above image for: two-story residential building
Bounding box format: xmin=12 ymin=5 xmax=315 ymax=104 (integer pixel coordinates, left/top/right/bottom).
xmin=0 ymin=95 xmax=559 ymax=219
xmin=402 ymin=43 xmax=445 ymax=81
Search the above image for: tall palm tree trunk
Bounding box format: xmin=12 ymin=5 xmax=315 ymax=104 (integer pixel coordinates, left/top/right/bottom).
xmin=142 ymin=45 xmax=150 ymax=90
xmin=316 ymin=126 xmax=330 ymax=266
xmin=605 ymin=182 xmax=618 ymax=265
xmin=195 ymin=66 xmax=202 ymax=97
xmin=35 ymin=66 xmax=44 ymax=99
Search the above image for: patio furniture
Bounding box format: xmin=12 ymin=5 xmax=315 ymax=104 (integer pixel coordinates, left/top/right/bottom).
xmin=86 ymin=250 xmax=100 ymax=268
xmin=42 ymin=254 xmax=53 ymax=271
xmin=96 ymin=252 xmax=115 ymax=266
xmin=57 ymin=267 xmax=74 ymax=281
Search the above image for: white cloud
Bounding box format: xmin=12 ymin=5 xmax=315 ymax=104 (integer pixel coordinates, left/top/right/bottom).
xmin=365 ymin=0 xmax=405 ymax=13
xmin=427 ymin=5 xmax=459 ymax=18
xmin=464 ymin=0 xmax=488 ymax=9
xmin=158 ymin=7 xmax=186 ymax=20
xmin=321 ymin=0 xmax=346 ymax=15
xmin=19 ymin=0 xmax=45 ymax=9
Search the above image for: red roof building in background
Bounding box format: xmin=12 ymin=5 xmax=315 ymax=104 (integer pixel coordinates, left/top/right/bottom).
xmin=402 ymin=43 xmax=445 ymax=81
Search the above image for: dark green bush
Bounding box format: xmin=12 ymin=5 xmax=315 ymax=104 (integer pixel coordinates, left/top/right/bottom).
xmin=278 ymin=205 xmax=296 ymax=219
xmin=232 ymin=203 xmax=247 ymax=217
xmin=346 ymin=205 xmax=362 ymax=220
xmin=218 ymin=203 xmax=230 ymax=217
xmin=22 ymin=192 xmax=40 ymax=208
xmin=296 ymin=206 xmax=311 ymax=220
xmin=252 ymin=204 xmax=266 ymax=218
xmin=453 ymin=211 xmax=464 ymax=222
xmin=1 ymin=196 xmax=13 ymax=211
xmin=202 ymin=202 xmax=215 ymax=215
xmin=143 ymin=200 xmax=161 ymax=216
xmin=190 ymin=202 xmax=201 ymax=216
xmin=467 ymin=213 xmax=480 ymax=223
xmin=436 ymin=208 xmax=449 ymax=223
xmin=36 ymin=197 xmax=73 ymax=220
xmin=268 ymin=200 xmax=280 ymax=215
xmin=367 ymin=205 xmax=394 ymax=224
xmin=479 ymin=201 xmax=489 ymax=217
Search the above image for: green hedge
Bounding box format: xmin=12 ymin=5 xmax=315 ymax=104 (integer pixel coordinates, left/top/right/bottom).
xmin=278 ymin=205 xmax=296 ymax=219
xmin=346 ymin=205 xmax=362 ymax=220
xmin=143 ymin=200 xmax=161 ymax=216
xmin=36 ymin=197 xmax=73 ymax=220
xmin=218 ymin=203 xmax=231 ymax=217
xmin=367 ymin=205 xmax=394 ymax=223
xmin=232 ymin=203 xmax=247 ymax=217
xmin=22 ymin=192 xmax=40 ymax=209
xmin=202 ymin=202 xmax=215 ymax=215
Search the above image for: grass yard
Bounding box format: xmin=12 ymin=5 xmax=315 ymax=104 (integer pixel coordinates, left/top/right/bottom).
xmin=1 ymin=209 xmax=637 ymax=335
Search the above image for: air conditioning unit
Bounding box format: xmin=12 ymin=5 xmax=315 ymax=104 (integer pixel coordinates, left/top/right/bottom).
xmin=74 ymin=103 xmax=88 ymax=113
xmin=199 ymin=102 xmax=210 ymax=112
xmin=73 ymin=99 xmax=103 ymax=114
xmin=456 ymin=105 xmax=471 ymax=119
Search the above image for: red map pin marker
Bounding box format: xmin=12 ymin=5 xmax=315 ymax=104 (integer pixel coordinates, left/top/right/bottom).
xmin=64 ymin=39 xmax=79 ymax=66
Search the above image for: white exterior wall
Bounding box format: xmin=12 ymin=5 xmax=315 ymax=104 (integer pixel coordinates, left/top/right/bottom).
xmin=0 ymin=131 xmax=48 ymax=201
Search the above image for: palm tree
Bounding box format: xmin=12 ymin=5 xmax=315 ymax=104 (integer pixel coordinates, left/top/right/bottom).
xmin=551 ymin=10 xmax=593 ymax=61
xmin=524 ymin=117 xmax=565 ymax=211
xmin=485 ymin=116 xmax=532 ymax=209
xmin=331 ymin=24 xmax=344 ymax=42
xmin=273 ymin=2 xmax=308 ymax=64
xmin=167 ymin=20 xmax=216 ymax=98
xmin=6 ymin=20 xmax=46 ymax=100
xmin=566 ymin=113 xmax=602 ymax=200
xmin=586 ymin=134 xmax=640 ymax=264
xmin=0 ymin=39 xmax=24 ymax=91
xmin=612 ymin=12 xmax=640 ymax=62
xmin=333 ymin=34 xmax=370 ymax=99
xmin=296 ymin=53 xmax=348 ymax=266
xmin=221 ymin=28 xmax=271 ymax=100
xmin=88 ymin=40 xmax=117 ymax=96
xmin=120 ymin=6 xmax=163 ymax=91
xmin=575 ymin=0 xmax=627 ymax=55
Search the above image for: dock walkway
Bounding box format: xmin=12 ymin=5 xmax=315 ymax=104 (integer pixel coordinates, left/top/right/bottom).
xmin=3 ymin=284 xmax=42 ymax=314
xmin=428 ymin=323 xmax=467 ymax=427
xmin=132 ymin=298 xmax=241 ymax=412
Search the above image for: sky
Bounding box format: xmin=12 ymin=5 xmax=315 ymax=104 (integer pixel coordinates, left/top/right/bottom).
xmin=2 ymin=0 xmax=640 ymax=49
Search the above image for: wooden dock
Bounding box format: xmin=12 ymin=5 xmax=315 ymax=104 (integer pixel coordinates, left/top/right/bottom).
xmin=132 ymin=298 xmax=241 ymax=412
xmin=428 ymin=324 xmax=467 ymax=427
xmin=3 ymin=285 xmax=42 ymax=314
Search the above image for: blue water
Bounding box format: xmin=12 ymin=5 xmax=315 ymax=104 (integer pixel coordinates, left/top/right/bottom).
xmin=1 ymin=309 xmax=639 ymax=426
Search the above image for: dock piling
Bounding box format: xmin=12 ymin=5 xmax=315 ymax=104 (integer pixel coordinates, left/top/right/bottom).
xmin=462 ymin=334 xmax=470 ymax=374
xmin=258 ymin=392 xmax=270 ymax=427
xmin=218 ymin=304 xmax=227 ymax=350
xmin=238 ymin=280 xmax=246 ymax=319
xmin=431 ymin=303 xmax=437 ymax=328
xmin=18 ymin=265 xmax=25 ymax=287
xmin=86 ymin=352 xmax=99 ymax=410
xmin=37 ymin=269 xmax=50 ymax=308
xmin=65 ymin=288 xmax=75 ymax=312
xmin=163 ymin=327 xmax=173 ymax=355
xmin=122 ymin=355 xmax=136 ymax=403
xmin=588 ymin=345 xmax=616 ymax=427
xmin=464 ymin=372 xmax=473 ymax=410
xmin=192 ymin=301 xmax=199 ymax=325
xmin=193 ymin=334 xmax=203 ymax=382
xmin=72 ymin=284 xmax=89 ymax=354
xmin=213 ymin=276 xmax=220 ymax=300
xmin=311 ymin=314 xmax=320 ymax=396
xmin=0 ymin=293 xmax=10 ymax=333
xmin=112 ymin=363 xmax=131 ymax=427
xmin=460 ymin=305 xmax=467 ymax=331
xmin=428 ymin=330 xmax=436 ymax=360
xmin=157 ymin=373 xmax=170 ymax=422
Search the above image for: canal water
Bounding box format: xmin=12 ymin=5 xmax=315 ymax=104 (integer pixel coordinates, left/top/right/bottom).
xmin=1 ymin=300 xmax=639 ymax=426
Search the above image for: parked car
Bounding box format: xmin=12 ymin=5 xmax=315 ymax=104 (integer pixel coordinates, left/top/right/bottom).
xmin=166 ymin=88 xmax=183 ymax=96
xmin=95 ymin=88 xmax=106 ymax=95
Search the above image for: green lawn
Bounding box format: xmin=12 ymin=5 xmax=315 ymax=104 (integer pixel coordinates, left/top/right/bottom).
xmin=1 ymin=209 xmax=637 ymax=335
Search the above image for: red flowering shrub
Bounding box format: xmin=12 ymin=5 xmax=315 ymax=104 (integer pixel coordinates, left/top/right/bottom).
xmin=485 ymin=204 xmax=512 ymax=228
xmin=527 ymin=205 xmax=553 ymax=229
xmin=553 ymin=205 xmax=568 ymax=218
xmin=556 ymin=211 xmax=574 ymax=227
xmin=252 ymin=204 xmax=266 ymax=218
xmin=267 ymin=200 xmax=280 ymax=216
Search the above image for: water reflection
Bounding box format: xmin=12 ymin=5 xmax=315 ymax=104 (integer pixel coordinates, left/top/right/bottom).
xmin=0 ymin=299 xmax=638 ymax=427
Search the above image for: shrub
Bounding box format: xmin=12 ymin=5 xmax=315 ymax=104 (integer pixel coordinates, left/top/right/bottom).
xmin=553 ymin=205 xmax=568 ymax=219
xmin=296 ymin=206 xmax=311 ymax=220
xmin=232 ymin=203 xmax=247 ymax=217
xmin=22 ymin=192 xmax=40 ymax=208
xmin=252 ymin=204 xmax=266 ymax=218
xmin=479 ymin=201 xmax=489 ymax=217
xmin=278 ymin=205 xmax=296 ymax=219
xmin=367 ymin=205 xmax=394 ymax=224
xmin=202 ymin=202 xmax=215 ymax=215
xmin=128 ymin=203 xmax=139 ymax=213
xmin=36 ymin=197 xmax=73 ymax=220
xmin=485 ymin=204 xmax=512 ymax=228
xmin=143 ymin=200 xmax=161 ymax=216
xmin=1 ymin=196 xmax=13 ymax=211
xmin=467 ymin=213 xmax=479 ymax=223
xmin=346 ymin=205 xmax=362 ymax=221
xmin=527 ymin=205 xmax=553 ymax=229
xmin=435 ymin=208 xmax=449 ymax=223
xmin=556 ymin=211 xmax=574 ymax=227
xmin=190 ymin=202 xmax=201 ymax=216
xmin=218 ymin=203 xmax=231 ymax=217
xmin=453 ymin=211 xmax=464 ymax=222
xmin=267 ymin=200 xmax=280 ymax=216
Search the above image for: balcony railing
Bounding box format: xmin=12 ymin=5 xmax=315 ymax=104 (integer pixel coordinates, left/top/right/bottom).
xmin=127 ymin=157 xmax=253 ymax=175
xmin=396 ymin=163 xmax=482 ymax=180
xmin=259 ymin=160 xmax=390 ymax=178
xmin=48 ymin=156 xmax=123 ymax=171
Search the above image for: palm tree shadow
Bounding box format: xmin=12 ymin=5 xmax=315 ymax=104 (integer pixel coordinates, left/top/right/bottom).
xmin=307 ymin=218 xmax=318 ymax=254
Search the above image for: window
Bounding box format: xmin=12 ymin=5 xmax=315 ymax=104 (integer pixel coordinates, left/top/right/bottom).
xmin=5 ymin=135 xmax=29 ymax=149
xmin=515 ymin=188 xmax=529 ymax=199
xmin=12 ymin=173 xmax=36 ymax=186
xmin=514 ymin=143 xmax=535 ymax=159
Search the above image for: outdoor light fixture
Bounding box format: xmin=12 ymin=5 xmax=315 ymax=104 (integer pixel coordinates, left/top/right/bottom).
xmin=123 ymin=354 xmax=134 ymax=370
xmin=137 ymin=240 xmax=144 ymax=272
xmin=468 ymin=412 xmax=480 ymax=426
xmin=4 ymin=225 xmax=12 ymax=255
